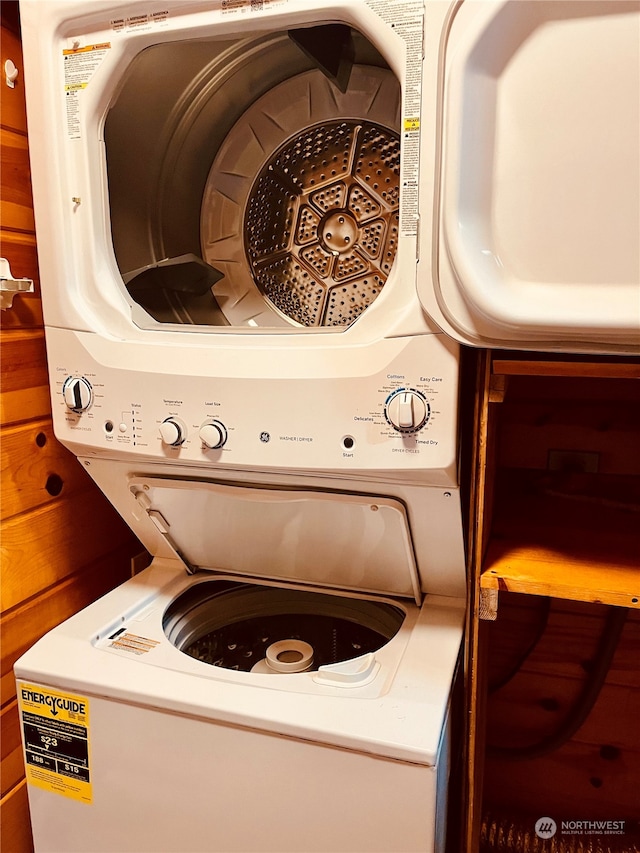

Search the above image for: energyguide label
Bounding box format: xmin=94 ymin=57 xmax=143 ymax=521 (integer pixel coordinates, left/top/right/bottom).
xmin=18 ymin=683 xmax=92 ymax=804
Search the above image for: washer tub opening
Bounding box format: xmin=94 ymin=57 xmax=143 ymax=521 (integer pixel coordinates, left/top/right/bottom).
xmin=163 ymin=580 xmax=405 ymax=674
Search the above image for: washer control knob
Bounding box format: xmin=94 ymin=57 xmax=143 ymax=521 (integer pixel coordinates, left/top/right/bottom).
xmin=199 ymin=420 xmax=227 ymax=450
xmin=62 ymin=376 xmax=93 ymax=412
xmin=159 ymin=417 xmax=186 ymax=447
xmin=385 ymin=389 xmax=429 ymax=432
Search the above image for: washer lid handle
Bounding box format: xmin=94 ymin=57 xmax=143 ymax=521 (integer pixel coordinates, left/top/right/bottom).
xmin=132 ymin=488 xmax=197 ymax=575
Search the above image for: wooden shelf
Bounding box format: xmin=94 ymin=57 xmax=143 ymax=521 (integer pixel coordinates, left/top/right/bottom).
xmin=481 ymin=470 xmax=640 ymax=608
xmin=492 ymin=358 xmax=640 ymax=379
xmin=481 ymin=539 xmax=640 ymax=608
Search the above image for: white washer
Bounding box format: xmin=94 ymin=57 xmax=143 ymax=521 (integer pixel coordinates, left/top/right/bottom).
xmin=16 ymin=483 xmax=466 ymax=853
xmin=14 ymin=0 xmax=639 ymax=851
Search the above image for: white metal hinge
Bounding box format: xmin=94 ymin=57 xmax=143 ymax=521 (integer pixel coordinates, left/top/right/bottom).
xmin=1 ymin=258 xmax=34 ymax=309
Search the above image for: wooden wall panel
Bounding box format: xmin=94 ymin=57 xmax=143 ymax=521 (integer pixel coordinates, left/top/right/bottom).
xmin=0 ymin=331 xmax=51 ymax=425
xmin=0 ymin=330 xmax=49 ymax=394
xmin=1 ymin=701 xmax=23 ymax=798
xmin=1 ymin=419 xmax=92 ymax=520
xmin=0 ymin=128 xmax=34 ymax=232
xmin=0 ymin=542 xmax=135 ymax=707
xmin=0 ymin=22 xmax=27 ymax=134
xmin=487 ymin=597 xmax=640 ymax=688
xmin=481 ymin=554 xmax=640 ymax=822
xmin=0 ymin=8 xmax=141 ymax=848
xmin=1 ymin=490 xmax=136 ymax=612
xmin=0 ymin=781 xmax=33 ymax=853
xmin=495 ymin=376 xmax=640 ymax=476
xmin=484 ymin=739 xmax=640 ymax=820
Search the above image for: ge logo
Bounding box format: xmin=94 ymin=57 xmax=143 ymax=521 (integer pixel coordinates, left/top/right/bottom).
xmin=260 ymin=432 xmax=270 ymax=443
xmin=535 ymin=817 xmax=557 ymax=839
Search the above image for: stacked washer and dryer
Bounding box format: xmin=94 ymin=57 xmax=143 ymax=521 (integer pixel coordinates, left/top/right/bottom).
xmin=14 ymin=1 xmax=639 ymax=852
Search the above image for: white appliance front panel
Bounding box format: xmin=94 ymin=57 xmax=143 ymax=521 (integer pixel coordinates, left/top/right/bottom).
xmin=15 ymin=557 xmax=465 ymax=762
xmin=421 ymin=0 xmax=640 ymax=353
xmin=46 ymin=327 xmax=460 ymax=486
xmin=20 ymin=687 xmax=442 ymax=853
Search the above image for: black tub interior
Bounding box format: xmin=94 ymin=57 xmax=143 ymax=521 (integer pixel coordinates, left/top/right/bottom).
xmin=163 ymin=580 xmax=405 ymax=673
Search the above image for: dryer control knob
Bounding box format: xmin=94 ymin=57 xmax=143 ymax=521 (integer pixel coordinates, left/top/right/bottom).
xmin=62 ymin=376 xmax=93 ymax=412
xmin=199 ymin=420 xmax=227 ymax=450
xmin=385 ymin=389 xmax=429 ymax=432
xmin=159 ymin=417 xmax=186 ymax=447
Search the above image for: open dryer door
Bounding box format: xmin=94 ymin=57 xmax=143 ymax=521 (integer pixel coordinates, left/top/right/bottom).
xmin=425 ymin=0 xmax=640 ymax=354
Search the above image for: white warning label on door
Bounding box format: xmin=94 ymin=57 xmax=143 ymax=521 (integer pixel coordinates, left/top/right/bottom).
xmin=18 ymin=683 xmax=92 ymax=804
xmin=63 ymin=43 xmax=111 ymax=140
xmin=111 ymin=11 xmax=170 ymax=32
xmin=219 ymin=0 xmax=288 ymax=13
xmin=366 ymin=0 xmax=424 ymax=236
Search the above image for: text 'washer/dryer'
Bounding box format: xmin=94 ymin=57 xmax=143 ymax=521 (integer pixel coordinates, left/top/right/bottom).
xmin=244 ymin=119 xmax=400 ymax=327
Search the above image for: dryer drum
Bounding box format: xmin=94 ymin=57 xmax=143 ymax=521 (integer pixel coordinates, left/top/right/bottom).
xmin=104 ymin=29 xmax=401 ymax=328
xmin=163 ymin=581 xmax=405 ymax=673
xmin=242 ymin=118 xmax=400 ymax=326
xmin=202 ymin=63 xmax=401 ymax=329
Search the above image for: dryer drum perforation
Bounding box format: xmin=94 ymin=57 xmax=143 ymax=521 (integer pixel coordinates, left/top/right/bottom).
xmin=199 ymin=59 xmax=401 ymax=329
xmin=245 ymin=119 xmax=400 ymax=326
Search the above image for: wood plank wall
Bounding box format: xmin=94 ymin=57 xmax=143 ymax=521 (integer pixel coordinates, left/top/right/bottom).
xmin=484 ymin=597 xmax=640 ymax=820
xmin=0 ymin=6 xmax=142 ymax=850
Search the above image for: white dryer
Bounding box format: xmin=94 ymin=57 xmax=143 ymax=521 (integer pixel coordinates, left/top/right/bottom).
xmin=14 ymin=0 xmax=639 ymax=852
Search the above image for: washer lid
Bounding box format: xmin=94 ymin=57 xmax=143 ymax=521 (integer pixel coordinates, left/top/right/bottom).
xmin=430 ymin=0 xmax=640 ymax=353
xmin=130 ymin=477 xmax=421 ymax=603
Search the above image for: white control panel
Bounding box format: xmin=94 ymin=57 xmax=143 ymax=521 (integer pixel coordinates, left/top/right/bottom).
xmin=45 ymin=328 xmax=460 ymax=485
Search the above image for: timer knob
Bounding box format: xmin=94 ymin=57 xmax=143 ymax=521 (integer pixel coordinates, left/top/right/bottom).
xmin=63 ymin=376 xmax=93 ymax=412
xmin=385 ymin=389 xmax=429 ymax=432
xmin=159 ymin=417 xmax=186 ymax=447
xmin=199 ymin=420 xmax=227 ymax=450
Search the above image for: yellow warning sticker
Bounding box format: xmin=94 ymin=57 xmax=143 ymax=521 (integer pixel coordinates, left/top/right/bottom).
xmin=62 ymin=42 xmax=111 ymax=140
xmin=403 ymin=117 xmax=420 ymax=132
xmin=62 ymin=42 xmax=111 ymax=55
xmin=62 ymin=42 xmax=111 ymax=90
xmin=18 ymin=683 xmax=92 ymax=804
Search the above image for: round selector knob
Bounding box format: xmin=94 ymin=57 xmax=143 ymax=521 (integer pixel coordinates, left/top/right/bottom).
xmin=159 ymin=417 xmax=187 ymax=447
xmin=62 ymin=376 xmax=93 ymax=412
xmin=199 ymin=419 xmax=227 ymax=450
xmin=385 ymin=388 xmax=429 ymax=433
